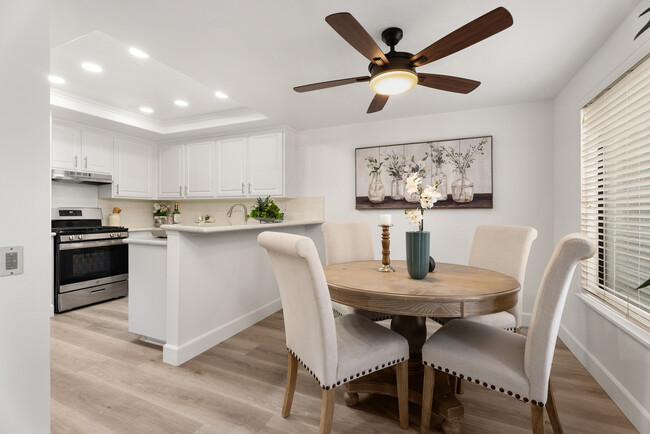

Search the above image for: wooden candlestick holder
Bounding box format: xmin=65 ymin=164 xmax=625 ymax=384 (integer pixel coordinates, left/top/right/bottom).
xmin=377 ymin=224 xmax=395 ymax=272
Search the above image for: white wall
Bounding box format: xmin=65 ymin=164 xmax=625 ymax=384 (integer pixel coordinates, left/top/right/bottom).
xmin=299 ymin=100 xmax=555 ymax=317
xmin=554 ymin=2 xmax=650 ymax=432
xmin=0 ymin=0 xmax=51 ymax=432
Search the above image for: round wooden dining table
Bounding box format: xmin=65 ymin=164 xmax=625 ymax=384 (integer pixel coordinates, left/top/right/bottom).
xmin=323 ymin=260 xmax=520 ymax=434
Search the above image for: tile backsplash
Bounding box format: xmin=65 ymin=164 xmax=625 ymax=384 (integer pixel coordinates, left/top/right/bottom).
xmin=98 ymin=197 xmax=324 ymax=229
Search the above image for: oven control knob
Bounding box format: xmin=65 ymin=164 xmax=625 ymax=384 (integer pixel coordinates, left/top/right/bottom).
xmin=110 ymin=233 xmax=116 ymax=238
xmin=78 ymin=234 xmax=84 ymax=240
xmin=68 ymin=235 xmax=75 ymax=241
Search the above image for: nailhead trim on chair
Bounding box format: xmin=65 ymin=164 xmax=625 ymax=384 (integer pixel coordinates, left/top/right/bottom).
xmin=288 ymin=348 xmax=406 ymax=390
xmin=429 ymin=317 xmax=520 ymax=333
xmin=422 ymin=361 xmax=544 ymax=407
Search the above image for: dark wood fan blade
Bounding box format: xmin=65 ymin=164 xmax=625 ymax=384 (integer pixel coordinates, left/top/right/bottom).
xmin=326 ymin=13 xmax=389 ymax=66
xmin=294 ymin=76 xmax=370 ymax=93
xmin=417 ymin=74 xmax=480 ymax=94
xmin=410 ymin=7 xmax=513 ymax=67
xmin=367 ymin=94 xmax=389 ymax=113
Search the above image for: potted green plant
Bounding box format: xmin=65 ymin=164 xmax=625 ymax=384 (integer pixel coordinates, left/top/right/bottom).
xmin=248 ymin=196 xmax=285 ymax=223
xmin=153 ymin=202 xmax=169 ymax=227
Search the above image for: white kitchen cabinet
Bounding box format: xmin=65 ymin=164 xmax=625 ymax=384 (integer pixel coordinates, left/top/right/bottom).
xmin=216 ymin=137 xmax=247 ymax=197
xmin=106 ymin=137 xmax=156 ymax=198
xmin=185 ymin=142 xmax=214 ymax=197
xmin=158 ymin=144 xmax=184 ymax=198
xmin=80 ymin=130 xmax=112 ymax=173
xmin=51 ymin=123 xmax=81 ymax=170
xmin=51 ymin=122 xmax=112 ymax=174
xmin=216 ymin=131 xmax=286 ymax=198
xmin=157 ymin=141 xmax=215 ymax=198
xmin=248 ymin=132 xmax=284 ymax=197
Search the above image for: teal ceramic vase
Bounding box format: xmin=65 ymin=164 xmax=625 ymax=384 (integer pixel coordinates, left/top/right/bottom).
xmin=406 ymin=231 xmax=430 ymax=279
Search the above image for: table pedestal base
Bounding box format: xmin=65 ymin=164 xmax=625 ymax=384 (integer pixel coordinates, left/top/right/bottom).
xmin=344 ymin=315 xmax=463 ymax=434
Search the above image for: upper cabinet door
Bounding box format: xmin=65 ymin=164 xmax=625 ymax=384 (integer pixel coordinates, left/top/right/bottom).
xmin=114 ymin=138 xmax=155 ymax=198
xmin=216 ymin=138 xmax=247 ymax=197
xmin=247 ymin=132 xmax=283 ymax=197
xmin=51 ymin=123 xmax=82 ymax=170
xmin=185 ymin=141 xmax=215 ymax=197
xmin=158 ymin=144 xmax=183 ymax=198
xmin=81 ymin=130 xmax=112 ymax=174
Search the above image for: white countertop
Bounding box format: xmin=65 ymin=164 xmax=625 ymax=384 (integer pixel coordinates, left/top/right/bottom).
xmin=124 ymin=238 xmax=167 ymax=246
xmin=160 ymin=218 xmax=324 ymax=234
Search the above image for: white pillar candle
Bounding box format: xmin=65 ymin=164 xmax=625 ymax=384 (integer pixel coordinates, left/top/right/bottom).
xmin=380 ymin=214 xmax=392 ymax=225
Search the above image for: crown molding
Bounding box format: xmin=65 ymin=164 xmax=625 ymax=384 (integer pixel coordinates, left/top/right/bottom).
xmin=50 ymin=90 xmax=269 ymax=136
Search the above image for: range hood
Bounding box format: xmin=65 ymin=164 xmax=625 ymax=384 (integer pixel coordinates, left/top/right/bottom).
xmin=51 ymin=169 xmax=112 ymax=185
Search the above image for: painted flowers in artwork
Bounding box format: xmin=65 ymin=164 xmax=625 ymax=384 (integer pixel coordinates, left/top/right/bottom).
xmin=404 ymin=174 xmax=441 ymax=231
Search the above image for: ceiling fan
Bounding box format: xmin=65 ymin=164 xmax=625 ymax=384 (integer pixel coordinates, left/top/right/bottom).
xmin=294 ymin=7 xmax=513 ymax=113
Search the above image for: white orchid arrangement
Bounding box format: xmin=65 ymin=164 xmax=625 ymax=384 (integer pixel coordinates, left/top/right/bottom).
xmin=153 ymin=202 xmax=169 ymax=216
xmin=404 ymin=174 xmax=441 ymax=231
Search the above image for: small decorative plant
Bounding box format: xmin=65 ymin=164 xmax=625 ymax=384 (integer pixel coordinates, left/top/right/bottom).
xmin=404 ymin=174 xmax=441 ymax=231
xmin=248 ymin=196 xmax=284 ymax=221
xmin=153 ymin=202 xmax=169 ymax=216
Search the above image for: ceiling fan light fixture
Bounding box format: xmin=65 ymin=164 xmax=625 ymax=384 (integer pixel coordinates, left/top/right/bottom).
xmin=369 ymin=70 xmax=418 ymax=96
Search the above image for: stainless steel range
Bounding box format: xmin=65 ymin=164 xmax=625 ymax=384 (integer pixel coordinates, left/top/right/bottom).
xmin=52 ymin=208 xmax=128 ymax=313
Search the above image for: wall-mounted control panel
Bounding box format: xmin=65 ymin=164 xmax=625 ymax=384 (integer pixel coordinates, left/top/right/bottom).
xmin=0 ymin=246 xmax=23 ymax=276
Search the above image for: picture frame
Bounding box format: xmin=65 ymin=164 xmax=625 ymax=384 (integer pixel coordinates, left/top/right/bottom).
xmin=355 ymin=136 xmax=493 ymax=209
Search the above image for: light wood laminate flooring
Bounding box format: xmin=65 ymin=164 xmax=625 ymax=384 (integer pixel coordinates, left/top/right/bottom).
xmin=51 ymin=298 xmax=638 ymax=433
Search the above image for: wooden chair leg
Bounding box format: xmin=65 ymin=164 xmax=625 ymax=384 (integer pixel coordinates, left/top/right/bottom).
xmin=282 ymin=352 xmax=298 ymax=418
xmin=531 ymin=404 xmax=545 ymax=434
xmin=319 ymin=388 xmax=335 ymax=434
xmin=546 ymin=380 xmax=563 ymax=433
xmin=455 ymin=377 xmax=464 ymax=394
xmin=395 ymin=361 xmax=409 ymax=429
xmin=420 ymin=365 xmax=435 ymax=434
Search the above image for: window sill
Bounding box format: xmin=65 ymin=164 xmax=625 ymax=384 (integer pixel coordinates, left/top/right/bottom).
xmin=575 ymin=292 xmax=650 ymax=349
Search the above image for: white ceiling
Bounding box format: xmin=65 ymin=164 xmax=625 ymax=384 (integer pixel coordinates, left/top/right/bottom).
xmin=50 ymin=0 xmax=639 ymax=134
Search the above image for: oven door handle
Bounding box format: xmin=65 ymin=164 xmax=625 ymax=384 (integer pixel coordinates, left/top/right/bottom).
xmin=59 ymin=239 xmax=125 ymax=250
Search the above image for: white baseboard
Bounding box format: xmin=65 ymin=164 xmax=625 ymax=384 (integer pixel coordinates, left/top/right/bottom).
xmin=558 ymin=324 xmax=650 ymax=433
xmin=163 ymin=298 xmax=282 ymax=366
xmin=49 ymin=303 xmax=54 ymax=318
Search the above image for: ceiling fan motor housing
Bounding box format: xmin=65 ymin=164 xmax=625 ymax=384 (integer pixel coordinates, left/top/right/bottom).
xmin=368 ymin=51 xmax=416 ymax=78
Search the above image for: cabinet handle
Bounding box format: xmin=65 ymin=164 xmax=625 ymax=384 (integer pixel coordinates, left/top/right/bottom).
xmin=116 ymin=184 xmax=120 ymax=195
xmin=185 ymin=185 xmax=188 ymax=196
xmin=248 ymin=182 xmax=251 ymax=194
xmin=241 ymin=182 xmax=245 ymax=194
xmin=74 ymin=156 xmax=78 ymax=168
xmin=84 ymin=156 xmax=88 ymax=169
xmin=179 ymin=186 xmax=182 ymax=196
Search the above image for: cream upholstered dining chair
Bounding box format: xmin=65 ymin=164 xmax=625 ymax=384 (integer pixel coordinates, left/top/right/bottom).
xmin=322 ymin=221 xmax=392 ymax=321
xmin=420 ymin=233 xmax=595 ymax=434
xmin=435 ymin=225 xmax=538 ymax=332
xmin=258 ymin=231 xmax=410 ymax=434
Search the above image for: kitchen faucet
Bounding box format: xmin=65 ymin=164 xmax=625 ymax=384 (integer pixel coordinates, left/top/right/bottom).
xmin=226 ymin=203 xmax=249 ymax=221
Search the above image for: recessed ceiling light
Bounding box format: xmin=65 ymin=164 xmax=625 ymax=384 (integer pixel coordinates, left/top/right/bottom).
xmin=214 ymin=91 xmax=228 ymax=99
xmin=139 ymin=107 xmax=154 ymax=114
xmin=48 ymin=75 xmax=65 ymax=84
xmin=129 ymin=47 xmax=149 ymax=59
xmin=81 ymin=62 xmax=103 ymax=73
xmin=174 ymin=100 xmax=188 ymax=107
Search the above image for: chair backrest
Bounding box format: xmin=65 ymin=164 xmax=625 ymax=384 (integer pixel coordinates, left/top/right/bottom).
xmin=468 ymin=225 xmax=538 ymax=328
xmin=321 ymin=221 xmax=374 ymax=265
xmin=258 ymin=231 xmax=338 ymax=386
xmin=524 ymin=233 xmax=595 ymax=404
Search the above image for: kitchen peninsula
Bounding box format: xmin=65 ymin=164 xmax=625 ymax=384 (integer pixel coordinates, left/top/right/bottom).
xmin=125 ymin=198 xmax=324 ymax=366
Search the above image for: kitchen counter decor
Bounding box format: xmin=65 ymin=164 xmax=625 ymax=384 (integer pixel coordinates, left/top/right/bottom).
xmin=248 ymin=196 xmax=284 ymax=223
xmin=153 ymin=202 xmax=170 ymax=227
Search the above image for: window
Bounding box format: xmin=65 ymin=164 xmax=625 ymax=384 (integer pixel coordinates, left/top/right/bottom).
xmin=581 ymin=53 xmax=650 ymax=332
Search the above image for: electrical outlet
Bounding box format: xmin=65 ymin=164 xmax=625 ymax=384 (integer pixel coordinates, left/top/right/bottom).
xmin=0 ymin=246 xmax=23 ymax=276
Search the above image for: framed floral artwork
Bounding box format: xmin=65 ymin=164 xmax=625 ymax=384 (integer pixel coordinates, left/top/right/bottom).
xmin=355 ymin=136 xmax=493 ymax=209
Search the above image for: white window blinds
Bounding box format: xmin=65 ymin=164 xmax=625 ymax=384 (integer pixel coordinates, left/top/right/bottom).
xmin=581 ymin=53 xmax=650 ymax=332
